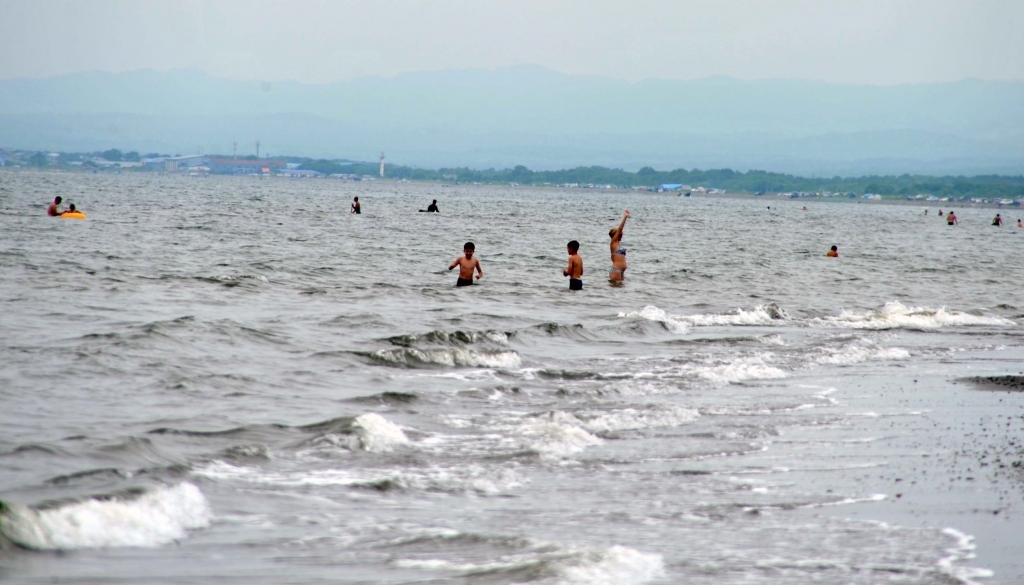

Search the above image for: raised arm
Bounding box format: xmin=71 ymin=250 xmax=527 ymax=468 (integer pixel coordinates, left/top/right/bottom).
xmin=613 ymin=210 xmax=630 ymax=239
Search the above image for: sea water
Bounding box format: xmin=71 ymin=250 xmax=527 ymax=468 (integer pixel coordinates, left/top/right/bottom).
xmin=1 ymin=172 xmax=1023 ymax=583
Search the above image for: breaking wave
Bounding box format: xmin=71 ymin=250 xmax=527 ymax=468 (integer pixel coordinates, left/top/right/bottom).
xmin=815 ymin=301 xmax=1015 ymax=330
xmin=0 ymin=483 xmax=210 ymax=550
xmin=619 ymin=303 xmax=788 ymax=330
xmin=366 ymin=348 xmax=522 ymax=369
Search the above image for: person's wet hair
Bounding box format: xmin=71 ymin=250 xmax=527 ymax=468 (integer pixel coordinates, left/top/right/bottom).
xmin=464 ymin=242 xmax=475 ymax=251
xmin=568 ymin=240 xmax=580 ymax=252
xmin=831 ymin=245 xmax=838 ymax=251
xmin=54 ymin=196 xmax=62 ymax=204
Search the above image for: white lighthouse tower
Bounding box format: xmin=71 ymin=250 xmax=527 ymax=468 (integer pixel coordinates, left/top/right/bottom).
xmin=379 ymin=152 xmax=385 ymax=178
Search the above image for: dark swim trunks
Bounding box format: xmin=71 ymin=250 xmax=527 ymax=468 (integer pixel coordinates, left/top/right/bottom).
xmin=456 ymin=278 xmax=474 ymax=287
xmin=569 ymin=278 xmax=583 ymax=290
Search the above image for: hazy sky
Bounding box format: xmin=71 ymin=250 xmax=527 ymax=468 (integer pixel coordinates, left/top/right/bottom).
xmin=1 ymin=0 xmax=1022 ymax=84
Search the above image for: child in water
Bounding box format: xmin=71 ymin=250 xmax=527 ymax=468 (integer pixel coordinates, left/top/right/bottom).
xmin=449 ymin=242 xmax=482 ymax=286
xmin=564 ymin=240 xmax=583 ymax=290
xmin=826 ymin=245 xmax=838 ymax=257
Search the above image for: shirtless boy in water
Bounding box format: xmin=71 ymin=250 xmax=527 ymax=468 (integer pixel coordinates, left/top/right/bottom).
xmin=449 ymin=242 xmax=482 ymax=286
xmin=564 ymin=240 xmax=583 ymax=290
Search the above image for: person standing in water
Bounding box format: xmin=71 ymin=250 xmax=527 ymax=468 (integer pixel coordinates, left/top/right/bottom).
xmin=449 ymin=242 xmax=482 ymax=286
xmin=608 ymin=210 xmax=629 ymax=281
xmin=421 ymin=200 xmax=439 ymax=213
xmin=946 ymin=210 xmax=957 ymax=226
xmin=993 ymin=213 xmax=1003 ymax=226
xmin=47 ymin=196 xmax=64 ymax=216
xmin=564 ymin=240 xmax=583 ymax=290
xmin=1018 ymin=218 xmax=1022 ymax=228
xmin=351 ymin=197 xmax=361 ymax=214
xmin=826 ymin=245 xmax=838 ymax=257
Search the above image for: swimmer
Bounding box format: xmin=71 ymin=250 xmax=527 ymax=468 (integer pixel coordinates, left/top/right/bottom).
xmin=564 ymin=240 xmax=583 ymax=290
xmin=993 ymin=213 xmax=1003 ymax=226
xmin=449 ymin=241 xmax=482 ymax=286
xmin=608 ymin=210 xmax=629 ymax=281
xmin=802 ymin=206 xmax=808 ymax=211
xmin=1018 ymin=219 xmax=1022 ymax=228
xmin=351 ymin=196 xmax=361 ymax=214
xmin=924 ymin=209 xmax=928 ymax=215
xmin=47 ymin=196 xmax=63 ymax=216
xmin=938 ymin=210 xmax=943 ymax=216
xmin=420 ymin=199 xmax=439 ymax=213
xmin=946 ymin=210 xmax=957 ymax=225
xmin=61 ymin=203 xmax=79 ymax=216
xmin=826 ymin=245 xmax=838 ymax=258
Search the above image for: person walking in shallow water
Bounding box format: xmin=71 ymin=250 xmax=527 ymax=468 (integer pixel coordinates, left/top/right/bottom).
xmin=609 ymin=210 xmax=629 ymax=281
xmin=827 ymin=245 xmax=838 ymax=257
xmin=351 ymin=197 xmax=361 ymax=214
xmin=564 ymin=240 xmax=583 ymax=290
xmin=993 ymin=213 xmax=1003 ymax=226
xmin=946 ymin=211 xmax=957 ymax=226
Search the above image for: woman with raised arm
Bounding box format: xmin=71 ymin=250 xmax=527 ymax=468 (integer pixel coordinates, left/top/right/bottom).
xmin=609 ymin=210 xmax=630 ymax=281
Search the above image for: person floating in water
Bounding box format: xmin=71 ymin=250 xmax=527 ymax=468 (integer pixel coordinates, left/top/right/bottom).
xmin=351 ymin=197 xmax=361 ymax=214
xmin=826 ymin=245 xmax=838 ymax=257
xmin=802 ymin=206 xmax=808 ymax=211
xmin=449 ymin=242 xmax=482 ymax=286
xmin=608 ymin=210 xmax=629 ymax=281
xmin=993 ymin=213 xmax=1003 ymax=226
xmin=62 ymin=203 xmax=79 ymax=216
xmin=564 ymin=240 xmax=583 ymax=290
xmin=420 ymin=200 xmax=439 ymax=213
xmin=47 ymin=196 xmax=63 ymax=216
xmin=946 ymin=210 xmax=957 ymax=225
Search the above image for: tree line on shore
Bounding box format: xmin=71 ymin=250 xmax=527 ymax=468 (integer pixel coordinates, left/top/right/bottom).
xmin=6 ymin=149 xmax=1022 ymax=200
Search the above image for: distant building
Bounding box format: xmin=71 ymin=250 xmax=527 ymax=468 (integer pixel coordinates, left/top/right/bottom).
xmin=278 ymin=169 xmax=322 ymax=177
xmin=209 ymin=158 xmax=286 ymax=175
xmin=164 ymin=155 xmax=208 ymax=170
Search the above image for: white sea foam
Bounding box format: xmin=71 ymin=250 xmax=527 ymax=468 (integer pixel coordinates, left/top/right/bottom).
xmin=0 ymin=483 xmax=210 ymax=550
xmin=816 ymin=345 xmax=911 ymax=365
xmin=517 ymin=412 xmax=603 ymax=456
xmin=687 ymin=355 xmax=787 ymax=385
xmin=197 ymin=461 xmax=519 ymax=495
xmin=617 ymin=306 xmax=689 ymax=332
xmin=817 ymin=301 xmax=1014 ymax=330
xmin=937 ymin=528 xmax=994 ymax=584
xmin=353 ymin=413 xmax=409 ymax=452
xmin=554 ymin=545 xmax=664 ymax=585
xmin=574 ymin=405 xmax=700 ymax=433
xmin=371 ymin=348 xmax=522 ymax=369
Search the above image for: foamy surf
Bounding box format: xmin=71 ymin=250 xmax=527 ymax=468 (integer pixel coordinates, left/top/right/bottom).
xmin=816 ymin=301 xmax=1015 ymax=330
xmin=619 ymin=303 xmax=788 ymax=330
xmin=0 ymin=483 xmax=210 ymax=550
xmin=368 ymin=348 xmax=522 ymax=369
xmin=554 ymin=545 xmax=664 ymax=585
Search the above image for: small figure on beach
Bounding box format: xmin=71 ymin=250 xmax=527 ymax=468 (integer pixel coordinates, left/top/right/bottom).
xmin=946 ymin=211 xmax=957 ymax=226
xmin=449 ymin=242 xmax=482 ymax=287
xmin=827 ymin=245 xmax=838 ymax=258
xmin=609 ymin=210 xmax=629 ymax=281
xmin=564 ymin=240 xmax=583 ymax=290
xmin=47 ymin=196 xmax=63 ymax=216
xmin=420 ymin=199 xmax=439 ymax=213
xmin=993 ymin=213 xmax=1002 ymax=226
xmin=351 ymin=197 xmax=361 ymax=214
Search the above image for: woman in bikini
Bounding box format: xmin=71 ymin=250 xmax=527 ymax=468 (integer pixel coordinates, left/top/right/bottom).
xmin=609 ymin=210 xmax=629 ymax=281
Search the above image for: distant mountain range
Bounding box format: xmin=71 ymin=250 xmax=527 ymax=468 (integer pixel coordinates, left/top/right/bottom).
xmin=1 ymin=66 xmax=1022 ymax=175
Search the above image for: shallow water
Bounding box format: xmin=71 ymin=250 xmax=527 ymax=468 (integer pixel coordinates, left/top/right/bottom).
xmin=1 ymin=171 xmax=1023 ymax=583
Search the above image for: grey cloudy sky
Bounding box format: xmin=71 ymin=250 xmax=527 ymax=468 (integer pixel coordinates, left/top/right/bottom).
xmin=1 ymin=0 xmax=1021 ymax=84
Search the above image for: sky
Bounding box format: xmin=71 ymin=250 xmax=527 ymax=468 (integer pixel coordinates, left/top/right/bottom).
xmin=1 ymin=0 xmax=1022 ymax=85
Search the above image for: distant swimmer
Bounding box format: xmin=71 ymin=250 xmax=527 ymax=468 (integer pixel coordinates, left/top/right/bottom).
xmin=1018 ymin=218 xmax=1022 ymax=228
xmin=564 ymin=240 xmax=583 ymax=290
xmin=993 ymin=213 xmax=1003 ymax=226
xmin=946 ymin=211 xmax=957 ymax=226
xmin=61 ymin=203 xmax=78 ymax=216
xmin=420 ymin=199 xmax=439 ymax=213
xmin=351 ymin=196 xmax=361 ymax=214
xmin=827 ymin=245 xmax=838 ymax=258
xmin=609 ymin=210 xmax=629 ymax=281
xmin=767 ymin=206 xmax=771 ymax=212
xmin=938 ymin=210 xmax=943 ymax=216
xmin=47 ymin=196 xmax=63 ymax=216
xmin=449 ymin=241 xmax=482 ymax=287
xmin=802 ymin=206 xmax=808 ymax=211
xmin=924 ymin=209 xmax=928 ymax=215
